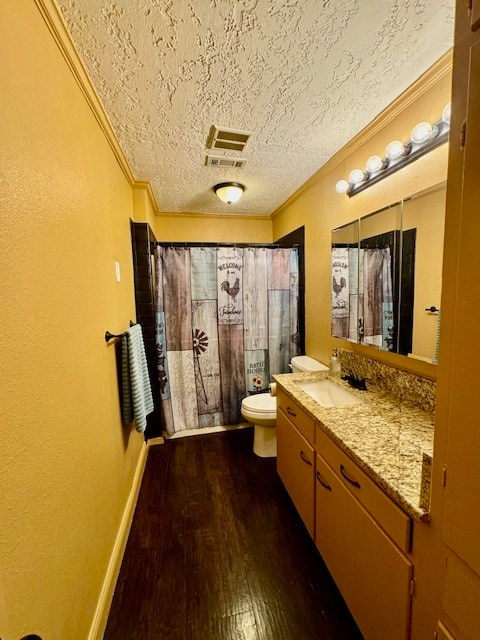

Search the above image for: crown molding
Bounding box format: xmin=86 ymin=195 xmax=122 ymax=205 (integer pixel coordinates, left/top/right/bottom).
xmin=132 ymin=181 xmax=160 ymax=215
xmin=34 ymin=0 xmax=135 ymax=187
xmin=271 ymin=49 xmax=453 ymax=219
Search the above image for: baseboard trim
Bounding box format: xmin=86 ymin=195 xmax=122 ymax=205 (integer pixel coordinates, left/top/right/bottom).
xmin=166 ymin=423 xmax=252 ymax=439
xmin=88 ymin=440 xmax=149 ymax=640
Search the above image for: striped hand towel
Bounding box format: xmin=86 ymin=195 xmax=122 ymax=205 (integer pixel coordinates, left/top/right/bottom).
xmin=125 ymin=324 xmax=154 ymax=433
xmin=121 ymin=333 xmax=134 ymax=426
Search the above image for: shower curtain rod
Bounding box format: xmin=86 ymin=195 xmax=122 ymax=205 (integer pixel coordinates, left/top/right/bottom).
xmin=154 ymin=241 xmax=300 ymax=249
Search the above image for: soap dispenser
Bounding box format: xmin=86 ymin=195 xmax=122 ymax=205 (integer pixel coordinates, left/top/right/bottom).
xmin=330 ymin=348 xmax=341 ymax=377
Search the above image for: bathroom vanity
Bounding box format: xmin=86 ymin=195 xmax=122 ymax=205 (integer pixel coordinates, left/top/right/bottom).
xmin=274 ymin=359 xmax=435 ymax=640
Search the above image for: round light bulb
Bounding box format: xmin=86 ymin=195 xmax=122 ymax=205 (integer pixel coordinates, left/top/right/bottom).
xmin=335 ymin=179 xmax=350 ymax=194
xmin=411 ymin=121 xmax=438 ymax=144
xmin=348 ymin=169 xmax=367 ymax=184
xmin=442 ymin=102 xmax=451 ymax=125
xmin=365 ymin=155 xmax=386 ymax=173
xmin=386 ymin=140 xmax=409 ymax=160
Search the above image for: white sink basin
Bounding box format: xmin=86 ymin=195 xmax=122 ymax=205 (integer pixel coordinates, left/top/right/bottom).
xmin=297 ymin=379 xmax=363 ymax=408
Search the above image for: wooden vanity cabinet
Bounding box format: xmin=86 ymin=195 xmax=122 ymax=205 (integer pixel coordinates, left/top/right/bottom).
xmin=315 ymin=453 xmax=413 ymax=640
xmin=316 ymin=428 xmax=412 ymax=553
xmin=276 ymin=389 xmax=414 ymax=640
xmin=276 ymin=390 xmax=315 ymax=537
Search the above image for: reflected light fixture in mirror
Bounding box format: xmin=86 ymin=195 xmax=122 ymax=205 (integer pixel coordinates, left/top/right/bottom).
xmin=214 ymin=181 xmax=245 ymax=204
xmin=335 ymin=103 xmax=451 ymax=197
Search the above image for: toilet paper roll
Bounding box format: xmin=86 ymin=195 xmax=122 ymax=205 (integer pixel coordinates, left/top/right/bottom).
xmin=269 ymin=383 xmax=277 ymax=397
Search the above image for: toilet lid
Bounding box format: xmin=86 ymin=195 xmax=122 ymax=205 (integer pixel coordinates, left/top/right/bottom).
xmin=242 ymin=393 xmax=276 ymax=413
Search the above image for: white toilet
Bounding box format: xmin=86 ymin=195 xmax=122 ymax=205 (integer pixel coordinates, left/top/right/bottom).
xmin=241 ymin=355 xmax=329 ymax=458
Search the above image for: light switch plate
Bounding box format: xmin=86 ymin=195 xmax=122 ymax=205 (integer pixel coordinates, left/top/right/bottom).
xmin=115 ymin=261 xmax=121 ymax=282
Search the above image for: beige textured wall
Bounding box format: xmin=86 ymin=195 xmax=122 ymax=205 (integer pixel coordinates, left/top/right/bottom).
xmin=0 ymin=2 xmax=145 ymax=638
xmin=153 ymin=213 xmax=272 ymax=243
xmin=272 ymin=70 xmax=451 ymax=377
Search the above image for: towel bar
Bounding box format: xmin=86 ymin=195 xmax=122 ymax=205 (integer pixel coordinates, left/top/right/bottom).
xmin=105 ymin=321 xmax=137 ymax=343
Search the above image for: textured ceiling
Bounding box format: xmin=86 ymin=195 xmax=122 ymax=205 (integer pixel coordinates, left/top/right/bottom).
xmin=58 ymin=0 xmax=454 ymax=216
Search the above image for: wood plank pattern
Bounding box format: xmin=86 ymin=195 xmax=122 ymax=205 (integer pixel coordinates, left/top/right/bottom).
xmin=218 ymin=324 xmax=245 ymax=424
xmin=268 ymin=289 xmax=290 ymax=375
xmin=243 ymin=248 xmax=268 ymax=351
xmin=167 ymin=350 xmax=198 ymax=432
xmin=104 ymin=429 xmax=363 ymax=640
xmin=190 ymin=247 xmax=217 ymax=300
xmin=163 ymin=247 xmax=193 ymax=351
xmin=268 ymin=248 xmax=291 ymax=289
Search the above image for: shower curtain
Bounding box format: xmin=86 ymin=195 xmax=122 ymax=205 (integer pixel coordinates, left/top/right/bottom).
xmin=361 ymin=246 xmax=394 ymax=349
xmin=155 ymin=246 xmax=300 ymax=436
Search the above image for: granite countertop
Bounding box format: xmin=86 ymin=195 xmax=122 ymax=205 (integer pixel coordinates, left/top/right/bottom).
xmin=273 ymin=371 xmax=435 ymax=521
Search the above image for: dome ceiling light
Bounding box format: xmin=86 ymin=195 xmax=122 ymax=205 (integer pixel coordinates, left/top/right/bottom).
xmin=213 ymin=182 xmax=245 ymax=204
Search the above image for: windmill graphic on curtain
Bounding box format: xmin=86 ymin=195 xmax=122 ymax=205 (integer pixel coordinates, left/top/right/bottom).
xmin=192 ymin=326 xmax=209 ymax=407
xmin=155 ymin=246 xmax=300 ymax=436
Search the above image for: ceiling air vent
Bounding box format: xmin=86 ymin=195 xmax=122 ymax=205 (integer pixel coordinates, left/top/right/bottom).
xmin=207 ymin=126 xmax=252 ymax=153
xmin=206 ymin=155 xmax=247 ymax=169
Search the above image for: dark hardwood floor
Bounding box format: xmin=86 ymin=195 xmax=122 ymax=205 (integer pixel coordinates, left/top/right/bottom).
xmin=104 ymin=428 xmax=363 ymax=640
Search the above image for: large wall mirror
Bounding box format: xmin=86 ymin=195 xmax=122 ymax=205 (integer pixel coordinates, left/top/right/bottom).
xmin=331 ymin=183 xmax=446 ymax=364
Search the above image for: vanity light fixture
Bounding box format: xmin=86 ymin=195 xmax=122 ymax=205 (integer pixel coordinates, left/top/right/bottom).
xmin=335 ymin=179 xmax=350 ymax=194
xmin=410 ymin=121 xmax=438 ymax=144
xmin=349 ymin=168 xmax=368 ymax=184
xmin=335 ymin=102 xmax=451 ymax=197
xmin=386 ymin=140 xmax=411 ymax=160
xmin=213 ymin=181 xmax=245 ymax=204
xmin=442 ymin=102 xmax=451 ymax=125
xmin=365 ymin=155 xmax=388 ymax=174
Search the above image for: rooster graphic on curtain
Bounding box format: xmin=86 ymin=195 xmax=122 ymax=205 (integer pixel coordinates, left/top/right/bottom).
xmin=155 ymin=246 xmax=300 ymax=436
xmin=331 ymin=245 xmax=393 ymax=349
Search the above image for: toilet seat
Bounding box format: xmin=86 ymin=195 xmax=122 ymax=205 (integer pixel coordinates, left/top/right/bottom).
xmin=241 ymin=393 xmax=276 ymax=419
xmin=241 ymin=393 xmax=277 ymax=457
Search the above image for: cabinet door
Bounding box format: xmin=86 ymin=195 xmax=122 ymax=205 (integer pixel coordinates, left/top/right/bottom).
xmin=471 ymin=0 xmax=480 ymax=31
xmin=442 ymin=38 xmax=480 ymax=578
xmin=315 ymin=454 xmax=412 ymax=640
xmin=436 ymin=621 xmax=456 ymax=640
xmin=277 ymin=408 xmax=315 ymax=536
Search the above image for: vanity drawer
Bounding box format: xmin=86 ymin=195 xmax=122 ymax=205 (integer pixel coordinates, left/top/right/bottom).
xmin=277 ymin=410 xmax=315 ymax=537
xmin=316 ymin=427 xmax=411 ymax=553
xmin=277 ymin=389 xmax=315 ymax=444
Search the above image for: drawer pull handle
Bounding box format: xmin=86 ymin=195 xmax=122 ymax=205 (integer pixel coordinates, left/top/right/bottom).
xmin=287 ymin=407 xmax=297 ymax=417
xmin=340 ymin=464 xmax=361 ymax=489
xmin=300 ymin=450 xmax=312 ymax=466
xmin=316 ymin=471 xmax=332 ymax=491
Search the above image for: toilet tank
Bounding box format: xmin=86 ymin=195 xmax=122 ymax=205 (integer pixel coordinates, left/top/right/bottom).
xmin=290 ymin=355 xmax=329 ymax=373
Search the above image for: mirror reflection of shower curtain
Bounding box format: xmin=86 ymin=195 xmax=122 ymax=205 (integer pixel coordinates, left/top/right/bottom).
xmin=331 ymin=246 xmax=359 ymax=341
xmin=361 ymin=247 xmax=394 ymax=350
xmin=154 ymin=246 xmax=300 ymax=436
